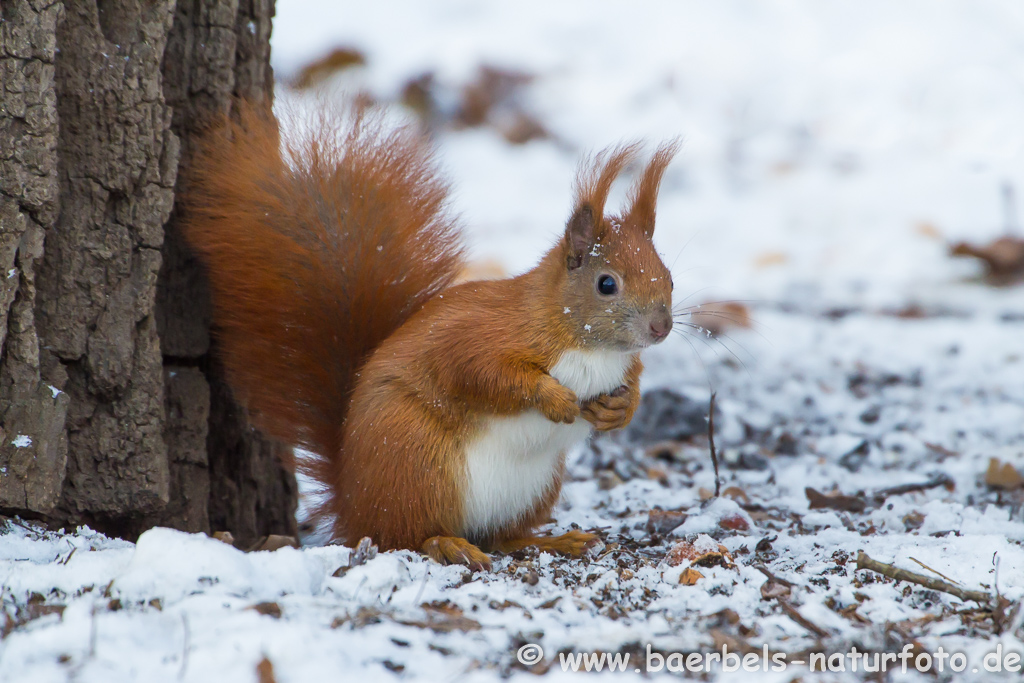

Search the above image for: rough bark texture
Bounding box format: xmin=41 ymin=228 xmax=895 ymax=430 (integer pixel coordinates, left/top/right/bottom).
xmin=0 ymin=0 xmax=297 ymax=543
xmin=155 ymin=0 xmax=297 ymax=545
xmin=0 ymin=0 xmax=71 ymax=515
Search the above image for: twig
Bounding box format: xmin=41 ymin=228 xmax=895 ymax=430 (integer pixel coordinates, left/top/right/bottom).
xmin=778 ymin=597 xmax=831 ymax=639
xmin=872 ymin=474 xmax=953 ymax=503
xmin=754 ymin=564 xmax=795 ymax=587
xmin=708 ymin=392 xmax=720 ymax=498
xmin=909 ymin=557 xmax=960 ymax=585
xmin=856 ymin=552 xmax=989 ymax=604
xmin=60 ymin=546 xmax=77 ymax=566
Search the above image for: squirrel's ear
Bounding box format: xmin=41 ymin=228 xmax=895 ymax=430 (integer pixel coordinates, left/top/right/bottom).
xmin=565 ymin=204 xmax=596 ymax=270
xmin=565 ymin=143 xmax=642 ymax=270
xmin=624 ymin=139 xmax=680 ymax=239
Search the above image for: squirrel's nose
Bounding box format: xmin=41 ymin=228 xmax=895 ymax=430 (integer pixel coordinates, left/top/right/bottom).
xmin=649 ymin=313 xmax=672 ymax=341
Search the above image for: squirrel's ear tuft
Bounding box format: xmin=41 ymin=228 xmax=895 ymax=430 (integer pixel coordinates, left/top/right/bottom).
xmin=624 ymin=139 xmax=680 ymax=239
xmin=565 ymin=204 xmax=595 ymax=270
xmin=565 ymin=143 xmax=641 ymax=269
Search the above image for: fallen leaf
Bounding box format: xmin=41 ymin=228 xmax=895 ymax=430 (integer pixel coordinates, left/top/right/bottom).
xmin=686 ymin=301 xmax=752 ymax=336
xmin=537 ymin=596 xmax=562 ymax=609
xmin=212 ymin=531 xmax=235 ymax=546
xmin=291 ymin=47 xmax=366 ymax=89
xmin=250 ymin=602 xmax=282 ymax=619
xmin=985 ymin=458 xmax=1024 ymax=490
xmin=679 ymin=567 xmax=705 ymax=585
xmin=721 ymin=486 xmax=750 ymax=504
xmin=400 ymin=71 xmax=437 ymax=124
xmin=665 ymin=540 xmax=701 ymax=566
xmin=805 ymin=487 xmax=867 ymax=513
xmin=903 ymin=511 xmax=925 ymax=531
xmin=666 ymin=537 xmax=735 ymax=569
xmin=256 ymin=656 xmax=277 ymax=683
xmin=646 ymin=509 xmax=687 ymax=536
xmin=646 ymin=465 xmax=670 ymax=485
xmin=719 ymin=514 xmax=750 ymax=532
xmin=951 ymin=236 xmax=1024 ymax=285
xmin=248 ymin=535 xmax=300 ymax=552
xmin=597 ymin=470 xmax=624 ymax=490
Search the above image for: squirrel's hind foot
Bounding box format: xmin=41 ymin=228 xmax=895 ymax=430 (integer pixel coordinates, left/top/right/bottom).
xmin=422 ymin=536 xmax=492 ymax=572
xmin=497 ymin=530 xmax=602 ymax=558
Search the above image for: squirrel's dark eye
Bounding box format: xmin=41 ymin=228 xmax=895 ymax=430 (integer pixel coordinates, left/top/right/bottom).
xmin=597 ymin=275 xmax=618 ymax=296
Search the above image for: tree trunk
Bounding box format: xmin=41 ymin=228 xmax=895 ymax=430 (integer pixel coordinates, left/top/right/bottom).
xmin=0 ymin=0 xmax=297 ymax=545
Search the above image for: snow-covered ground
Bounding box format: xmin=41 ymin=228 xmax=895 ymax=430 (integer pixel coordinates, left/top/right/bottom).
xmin=4 ymin=1 xmax=1024 ymax=681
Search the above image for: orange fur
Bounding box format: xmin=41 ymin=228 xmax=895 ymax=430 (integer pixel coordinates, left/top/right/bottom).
xmin=184 ymin=102 xmax=677 ymax=566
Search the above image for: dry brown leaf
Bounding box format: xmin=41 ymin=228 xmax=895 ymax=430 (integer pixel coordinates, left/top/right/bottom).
xmin=951 ymin=236 xmax=1024 ymax=285
xmin=248 ymin=535 xmax=299 ymax=552
xmin=666 ymin=539 xmax=735 ymax=569
xmin=646 ymin=465 xmax=670 ymax=485
xmin=250 ymin=602 xmax=282 ymax=619
xmin=679 ymin=567 xmax=705 ymax=585
xmin=721 ymin=486 xmax=750 ymax=503
xmin=646 ymin=509 xmax=687 ymax=536
xmin=256 ymin=657 xmax=277 ymax=683
xmin=456 ymin=66 xmax=533 ymax=126
xmin=902 ymin=511 xmax=925 ymax=531
xmin=718 ymin=514 xmax=750 ymax=532
xmin=211 ymin=531 xmax=235 ymax=546
xmin=400 ymin=72 xmax=437 ymax=123
xmin=291 ymin=48 xmax=366 ymax=89
xmin=805 ymin=487 xmax=867 ymax=513
xmin=985 ymin=458 xmax=1024 ymax=490
xmin=687 ymin=301 xmax=752 ymax=336
xmin=666 ymin=540 xmax=701 ymax=566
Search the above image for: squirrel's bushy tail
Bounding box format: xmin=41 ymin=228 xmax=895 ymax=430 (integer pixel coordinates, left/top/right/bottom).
xmin=183 ymin=102 xmax=464 ymax=504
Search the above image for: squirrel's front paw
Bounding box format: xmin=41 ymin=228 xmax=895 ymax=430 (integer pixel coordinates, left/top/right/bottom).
xmin=581 ymin=385 xmax=634 ymax=431
xmin=535 ymin=376 xmax=580 ymax=424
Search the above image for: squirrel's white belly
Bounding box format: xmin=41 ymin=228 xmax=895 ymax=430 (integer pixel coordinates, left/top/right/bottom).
xmin=460 ymin=348 xmax=633 ymax=538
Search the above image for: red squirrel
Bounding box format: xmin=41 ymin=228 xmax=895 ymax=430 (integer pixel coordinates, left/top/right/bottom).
xmin=184 ymin=104 xmax=677 ymax=570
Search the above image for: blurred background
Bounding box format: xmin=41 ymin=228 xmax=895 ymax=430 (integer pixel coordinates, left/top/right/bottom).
xmin=272 ymin=0 xmax=1024 ymax=320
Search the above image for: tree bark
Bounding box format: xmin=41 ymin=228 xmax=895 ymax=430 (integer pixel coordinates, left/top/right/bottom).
xmin=0 ymin=0 xmax=297 ymax=544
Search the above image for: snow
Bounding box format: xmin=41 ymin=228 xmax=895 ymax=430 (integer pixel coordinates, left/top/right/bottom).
xmin=11 ymin=435 xmax=32 ymax=448
xmin=4 ymin=1 xmax=1024 ymax=681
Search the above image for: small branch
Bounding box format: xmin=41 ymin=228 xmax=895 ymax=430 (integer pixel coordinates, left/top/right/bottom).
xmin=909 ymin=557 xmax=960 ymax=586
xmin=708 ymin=392 xmax=720 ymax=498
xmin=856 ymin=552 xmax=989 ymax=604
xmin=872 ymin=474 xmax=953 ymax=503
xmin=778 ymin=597 xmax=831 ymax=639
xmin=754 ymin=564 xmax=795 ymax=588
